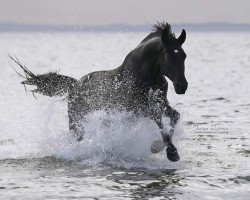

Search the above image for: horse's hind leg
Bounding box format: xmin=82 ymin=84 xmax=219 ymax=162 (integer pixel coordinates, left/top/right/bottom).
xmin=68 ymin=111 xmax=84 ymax=141
xmin=68 ymin=96 xmax=86 ymax=142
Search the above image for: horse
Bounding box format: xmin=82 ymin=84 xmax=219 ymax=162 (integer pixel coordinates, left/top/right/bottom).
xmin=10 ymin=22 xmax=188 ymax=162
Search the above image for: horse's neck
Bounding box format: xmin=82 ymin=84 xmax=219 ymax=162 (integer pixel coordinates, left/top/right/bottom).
xmin=122 ymin=38 xmax=163 ymax=83
xmin=140 ymin=32 xmax=161 ymax=44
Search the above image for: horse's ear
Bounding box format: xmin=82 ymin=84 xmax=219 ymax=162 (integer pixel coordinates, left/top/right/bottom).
xmin=178 ymin=29 xmax=186 ymax=45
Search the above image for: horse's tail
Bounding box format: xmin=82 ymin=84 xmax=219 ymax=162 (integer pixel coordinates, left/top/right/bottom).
xmin=9 ymin=56 xmax=77 ymax=97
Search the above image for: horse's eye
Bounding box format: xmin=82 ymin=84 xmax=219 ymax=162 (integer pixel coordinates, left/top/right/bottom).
xmin=174 ymin=49 xmax=179 ymax=54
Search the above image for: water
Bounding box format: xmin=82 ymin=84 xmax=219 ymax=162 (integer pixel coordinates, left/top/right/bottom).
xmin=0 ymin=32 xmax=249 ymax=199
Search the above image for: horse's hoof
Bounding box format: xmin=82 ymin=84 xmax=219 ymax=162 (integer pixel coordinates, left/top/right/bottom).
xmin=166 ymin=144 xmax=180 ymax=162
xmin=151 ymin=140 xmax=166 ymax=154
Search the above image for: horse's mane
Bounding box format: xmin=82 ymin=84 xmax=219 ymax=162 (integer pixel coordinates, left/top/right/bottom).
xmin=152 ymin=22 xmax=176 ymax=40
xmin=140 ymin=22 xmax=176 ymax=44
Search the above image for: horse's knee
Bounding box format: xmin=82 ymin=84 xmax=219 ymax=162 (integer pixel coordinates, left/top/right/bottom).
xmin=170 ymin=109 xmax=180 ymax=127
xmin=173 ymin=110 xmax=180 ymax=121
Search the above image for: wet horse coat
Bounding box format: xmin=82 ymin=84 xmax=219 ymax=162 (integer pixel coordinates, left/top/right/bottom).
xmin=11 ymin=22 xmax=188 ymax=162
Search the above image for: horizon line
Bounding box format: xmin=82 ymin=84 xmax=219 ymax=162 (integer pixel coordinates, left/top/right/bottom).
xmin=1 ymin=22 xmax=250 ymax=32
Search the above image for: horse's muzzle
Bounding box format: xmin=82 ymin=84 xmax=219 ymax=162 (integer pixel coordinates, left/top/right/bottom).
xmin=174 ymin=80 xmax=188 ymax=94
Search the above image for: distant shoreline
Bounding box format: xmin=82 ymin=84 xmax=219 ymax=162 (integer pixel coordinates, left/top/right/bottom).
xmin=1 ymin=23 xmax=250 ymax=32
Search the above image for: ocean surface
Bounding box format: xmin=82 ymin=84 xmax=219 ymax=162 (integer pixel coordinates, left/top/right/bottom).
xmin=0 ymin=32 xmax=249 ymax=199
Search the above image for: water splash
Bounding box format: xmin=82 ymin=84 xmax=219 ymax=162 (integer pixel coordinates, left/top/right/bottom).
xmin=0 ymin=108 xmax=183 ymax=169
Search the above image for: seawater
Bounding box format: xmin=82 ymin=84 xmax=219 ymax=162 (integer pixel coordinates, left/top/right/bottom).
xmin=0 ymin=32 xmax=249 ymax=199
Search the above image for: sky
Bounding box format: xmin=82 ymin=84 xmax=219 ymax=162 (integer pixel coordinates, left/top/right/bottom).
xmin=0 ymin=0 xmax=250 ymax=25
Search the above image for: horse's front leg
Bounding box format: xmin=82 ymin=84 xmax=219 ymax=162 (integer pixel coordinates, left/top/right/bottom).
xmin=151 ymin=120 xmax=180 ymax=162
xmin=163 ymin=104 xmax=180 ymax=161
xmin=150 ymin=104 xmax=180 ymax=162
xmin=165 ymin=104 xmax=180 ymax=130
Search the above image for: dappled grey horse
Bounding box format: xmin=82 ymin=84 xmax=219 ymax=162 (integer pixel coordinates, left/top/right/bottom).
xmin=11 ymin=22 xmax=188 ymax=162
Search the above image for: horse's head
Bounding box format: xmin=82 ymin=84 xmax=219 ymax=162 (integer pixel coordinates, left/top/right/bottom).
xmin=159 ymin=26 xmax=188 ymax=94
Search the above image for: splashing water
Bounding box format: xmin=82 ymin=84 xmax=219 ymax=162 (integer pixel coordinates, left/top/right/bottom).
xmin=0 ymin=102 xmax=183 ymax=169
